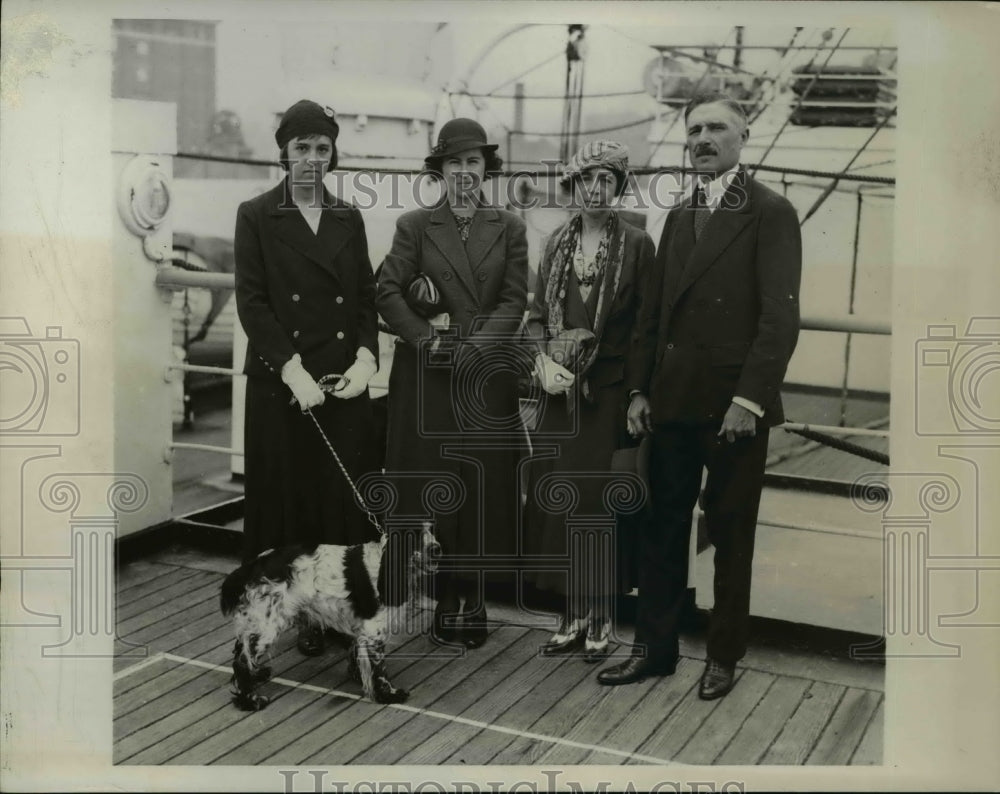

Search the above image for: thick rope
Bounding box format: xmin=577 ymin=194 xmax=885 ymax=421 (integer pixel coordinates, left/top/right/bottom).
xmin=783 ymin=424 xmax=889 ymax=466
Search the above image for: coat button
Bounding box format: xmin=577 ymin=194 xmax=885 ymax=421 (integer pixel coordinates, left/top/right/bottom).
xmin=335 ymin=296 xmax=344 ymax=304
xmin=478 ymin=273 xmax=487 ymax=282
xmin=293 ymin=330 xmax=300 ymax=338
xmin=666 ymin=342 xmax=674 ymax=349
xmin=336 ymin=331 xmax=345 ymax=340
xmin=292 ymin=294 xmax=300 ymax=302
xmin=442 ymin=271 xmax=453 ymax=280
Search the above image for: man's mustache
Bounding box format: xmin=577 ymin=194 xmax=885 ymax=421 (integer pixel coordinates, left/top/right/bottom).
xmin=694 ymin=145 xmax=717 ymax=156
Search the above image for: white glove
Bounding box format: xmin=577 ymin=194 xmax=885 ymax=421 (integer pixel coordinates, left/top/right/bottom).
xmin=281 ymin=354 xmax=325 ymax=409
xmin=333 ymin=349 xmax=377 ymax=399
xmin=428 ymin=312 xmax=450 ymax=331
xmin=534 ymin=353 xmax=575 ymax=395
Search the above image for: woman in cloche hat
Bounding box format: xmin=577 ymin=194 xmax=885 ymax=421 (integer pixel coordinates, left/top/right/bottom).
xmin=233 ymin=99 xmax=381 ymax=656
xmin=377 ymin=118 xmax=529 ymax=650
xmin=523 ymin=139 xmax=656 ymax=663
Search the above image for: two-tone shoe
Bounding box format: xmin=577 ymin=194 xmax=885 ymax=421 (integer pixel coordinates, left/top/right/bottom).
xmin=541 ymin=613 xmax=589 ymax=655
xmin=583 ymin=618 xmax=611 ymax=664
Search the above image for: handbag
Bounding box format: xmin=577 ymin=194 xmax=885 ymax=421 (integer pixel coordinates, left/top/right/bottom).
xmin=405 ymin=272 xmax=447 ymax=319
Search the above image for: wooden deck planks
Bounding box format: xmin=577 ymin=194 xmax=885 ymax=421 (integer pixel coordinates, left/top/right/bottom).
xmin=117 ymin=570 xmax=219 ymax=621
xmin=760 ymin=680 xmax=846 ymax=765
xmin=116 ymin=560 xmax=186 ymax=593
xmin=298 ymin=627 xmax=518 ymax=765
xmin=673 ymin=669 xmax=781 ymax=765
xmin=533 ymin=660 xmax=663 ymax=765
xmin=442 ymin=649 xmax=594 ymax=765
xmin=260 ymin=634 xmax=449 ymax=765
xmin=117 ymin=579 xmax=221 ymax=638
xmin=198 ymin=628 xmax=503 ymax=763
xmin=123 ymin=645 xmax=352 ymax=764
xmin=503 ymin=672 xmax=663 ymax=765
xmin=113 ymin=553 xmax=886 ymax=768
xmin=848 ymin=699 xmax=883 ymax=765
xmin=397 ymin=633 xmax=582 ymax=765
xmin=715 ymin=674 xmax=811 ymax=764
xmin=348 ymin=626 xmax=531 ymax=765
xmin=211 ymin=634 xmax=430 ymax=765
xmin=585 ymin=657 xmax=703 ymax=764
xmin=808 ymin=687 xmax=882 ymax=765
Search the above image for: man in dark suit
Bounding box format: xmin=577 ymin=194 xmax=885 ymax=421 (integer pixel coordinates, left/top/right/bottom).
xmin=597 ymin=93 xmax=801 ymax=699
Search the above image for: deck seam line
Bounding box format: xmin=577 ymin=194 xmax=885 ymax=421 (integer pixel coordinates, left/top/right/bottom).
xmin=117 ymin=566 xmax=202 ymax=598
xmin=160 ymin=652 xmax=679 ymax=766
xmin=845 ymin=691 xmax=883 ymax=765
xmin=113 ymin=652 xmax=167 ymax=680
xmin=758 ymin=676 xmax=814 ymax=763
xmin=713 ymin=670 xmax=777 ymax=763
xmin=803 ymin=682 xmax=849 ymax=764
xmin=116 ymin=571 xmax=219 ymax=619
xmin=671 ymin=668 xmax=747 ymax=762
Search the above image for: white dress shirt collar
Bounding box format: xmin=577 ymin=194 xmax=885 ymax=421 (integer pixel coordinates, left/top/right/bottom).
xmin=694 ymin=164 xmax=741 ymax=208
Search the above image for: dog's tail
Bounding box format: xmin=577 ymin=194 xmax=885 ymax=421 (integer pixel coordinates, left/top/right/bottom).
xmin=220 ymin=545 xmax=313 ymax=615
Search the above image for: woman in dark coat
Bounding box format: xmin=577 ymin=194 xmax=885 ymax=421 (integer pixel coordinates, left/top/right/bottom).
xmin=523 ymin=140 xmax=655 ymax=662
xmin=377 ymin=118 xmax=529 ymax=649
xmin=234 ymin=99 xmax=380 ymax=655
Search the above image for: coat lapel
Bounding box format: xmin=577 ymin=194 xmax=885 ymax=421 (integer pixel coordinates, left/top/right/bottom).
xmin=674 ymin=169 xmax=754 ymax=300
xmin=466 ymin=207 xmax=504 ymax=273
xmin=267 ymin=182 xmax=353 ymax=284
xmin=425 ymin=203 xmax=478 ymax=298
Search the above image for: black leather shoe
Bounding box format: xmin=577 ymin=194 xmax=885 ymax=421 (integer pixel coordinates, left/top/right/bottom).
xmin=596 ymin=655 xmax=676 ymax=685
xmin=296 ymin=623 xmax=325 ymax=656
xmin=432 ymin=596 xmax=462 ymax=645
xmin=698 ymin=659 xmax=736 ymax=700
xmin=460 ymin=603 xmax=488 ymax=649
xmin=541 ymin=613 xmax=588 ymax=655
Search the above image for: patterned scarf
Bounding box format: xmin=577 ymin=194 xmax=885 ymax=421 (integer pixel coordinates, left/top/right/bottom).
xmin=542 ymin=211 xmax=626 ymax=380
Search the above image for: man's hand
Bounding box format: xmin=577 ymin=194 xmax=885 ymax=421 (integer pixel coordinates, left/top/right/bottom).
xmin=718 ymin=402 xmax=757 ymax=442
xmin=626 ymin=393 xmax=653 ymax=437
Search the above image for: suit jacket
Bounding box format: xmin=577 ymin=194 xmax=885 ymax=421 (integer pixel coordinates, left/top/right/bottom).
xmin=234 ymin=180 xmax=378 ymax=382
xmin=526 ymin=218 xmax=655 ymax=389
xmin=626 ymin=168 xmax=801 ymax=426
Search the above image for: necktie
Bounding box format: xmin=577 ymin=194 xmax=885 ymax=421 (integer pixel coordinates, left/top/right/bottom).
xmin=693 ymin=185 xmax=711 ymax=241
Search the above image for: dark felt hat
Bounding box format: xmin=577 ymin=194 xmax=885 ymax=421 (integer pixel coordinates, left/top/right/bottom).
xmin=424 ymin=118 xmax=498 ymax=170
xmin=275 ymin=99 xmax=340 ymax=150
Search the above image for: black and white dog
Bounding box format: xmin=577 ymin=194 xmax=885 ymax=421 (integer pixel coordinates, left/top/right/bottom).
xmin=220 ymin=524 xmax=440 ymax=711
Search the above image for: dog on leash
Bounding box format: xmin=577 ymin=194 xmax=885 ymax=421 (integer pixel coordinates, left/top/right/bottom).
xmin=220 ymin=523 xmax=440 ymax=711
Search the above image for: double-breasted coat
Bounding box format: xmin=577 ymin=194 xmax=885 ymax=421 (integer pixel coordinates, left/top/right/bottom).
xmin=522 ymin=218 xmax=655 ymax=598
xmin=376 ymin=201 xmax=528 ymax=572
xmin=234 ymin=179 xmax=380 ymax=563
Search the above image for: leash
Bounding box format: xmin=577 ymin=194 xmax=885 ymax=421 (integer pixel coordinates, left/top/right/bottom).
xmin=295 ymin=373 xmax=386 ymax=537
